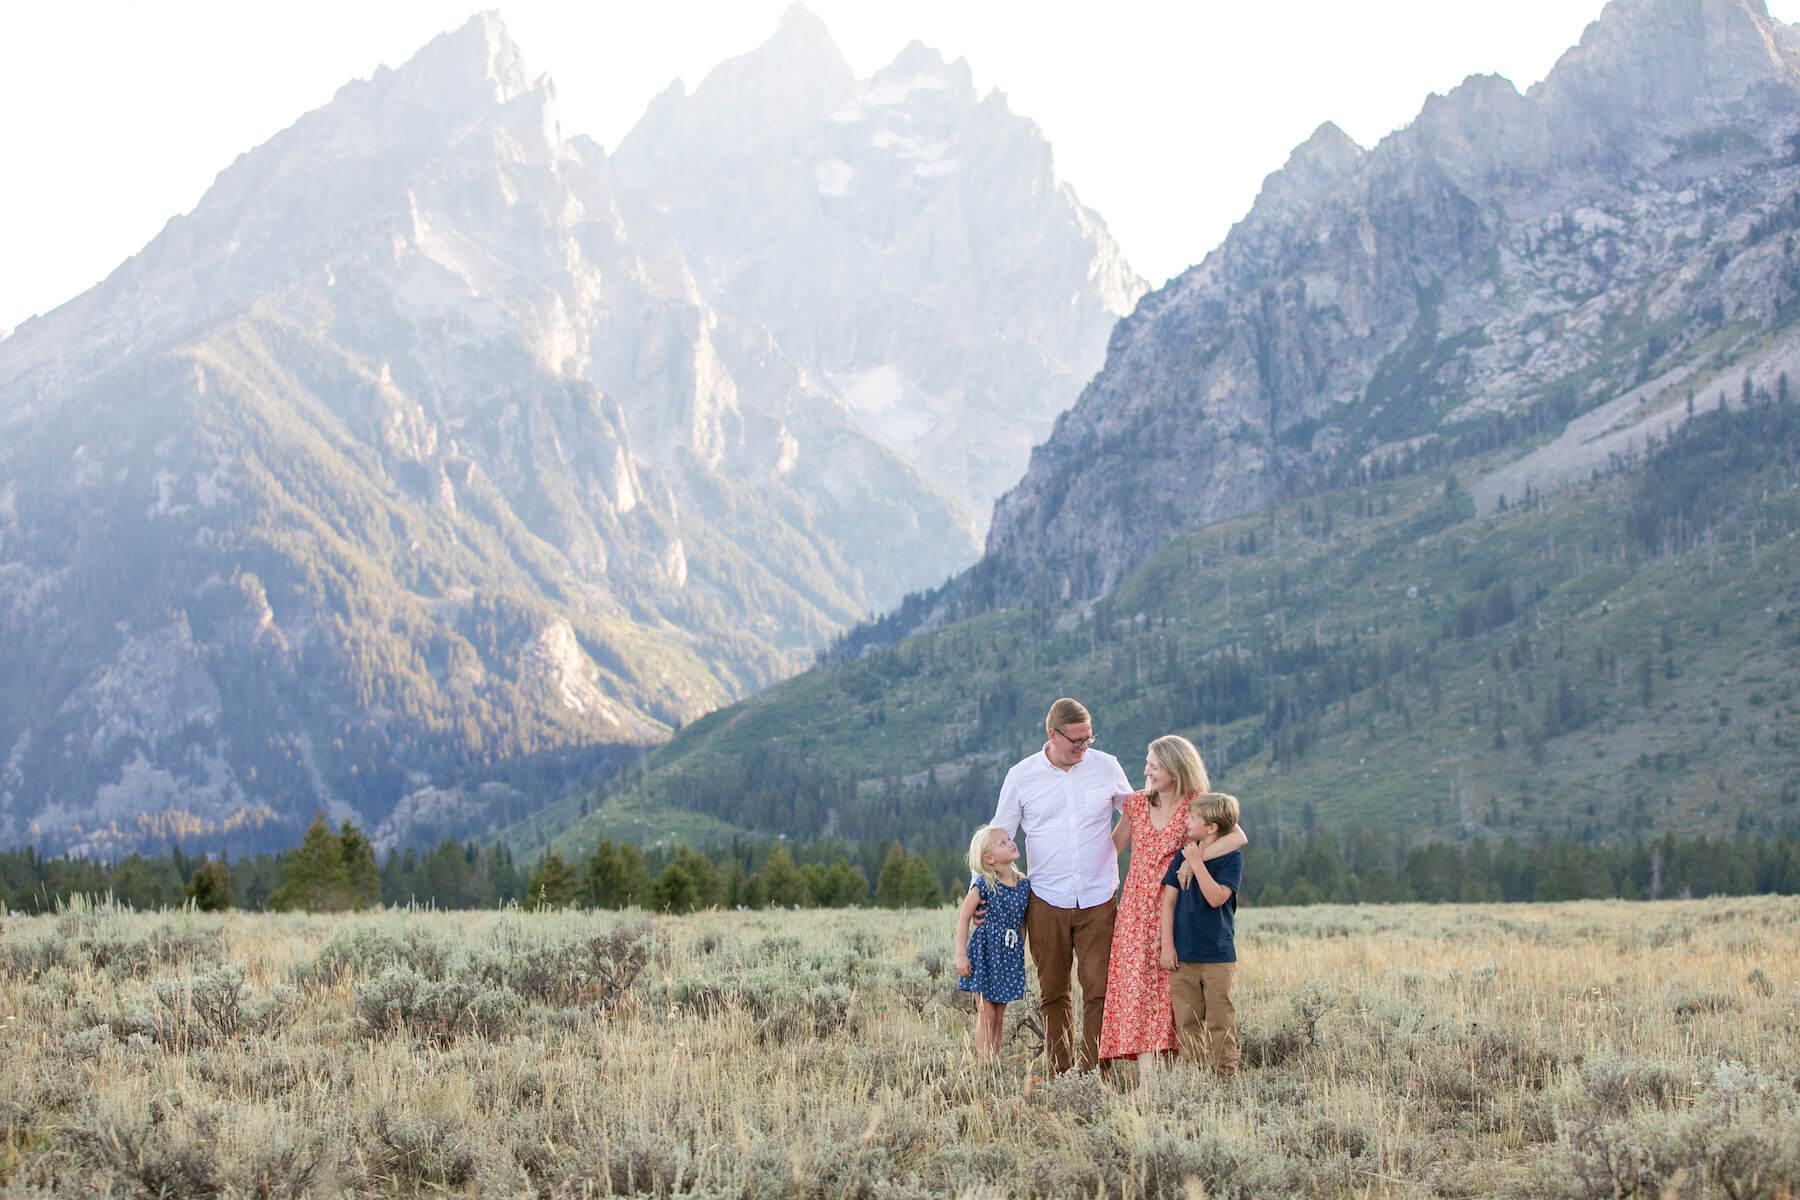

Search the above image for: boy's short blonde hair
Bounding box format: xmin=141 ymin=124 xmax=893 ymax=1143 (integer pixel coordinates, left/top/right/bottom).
xmin=1191 ymin=792 xmax=1240 ymax=837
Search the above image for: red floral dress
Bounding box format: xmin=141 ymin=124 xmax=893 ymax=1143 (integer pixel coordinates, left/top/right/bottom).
xmin=1097 ymin=790 xmax=1190 ymax=1061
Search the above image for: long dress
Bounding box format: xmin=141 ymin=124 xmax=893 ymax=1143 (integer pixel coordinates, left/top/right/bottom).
xmin=1097 ymin=790 xmax=1191 ymax=1060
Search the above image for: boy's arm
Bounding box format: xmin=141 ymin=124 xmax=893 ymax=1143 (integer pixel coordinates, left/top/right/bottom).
xmin=1188 ymin=856 xmax=1235 ymax=909
xmin=954 ymin=886 xmax=981 ymax=976
xmin=1159 ymin=885 xmax=1179 ymax=970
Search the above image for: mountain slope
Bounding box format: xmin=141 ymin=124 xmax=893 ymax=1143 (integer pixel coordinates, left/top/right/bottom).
xmin=981 ymin=0 xmax=1800 ymax=609
xmin=513 ymin=392 xmax=1800 ymax=861
xmin=5 ymin=13 xmax=1091 ymax=856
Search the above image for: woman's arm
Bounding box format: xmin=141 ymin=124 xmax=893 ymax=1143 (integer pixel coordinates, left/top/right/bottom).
xmin=954 ymin=886 xmax=981 ymax=977
xmin=1112 ymin=813 xmax=1133 ymax=853
xmin=1159 ymin=885 xmax=1179 ymax=971
xmin=1198 ymin=825 xmax=1247 ymax=860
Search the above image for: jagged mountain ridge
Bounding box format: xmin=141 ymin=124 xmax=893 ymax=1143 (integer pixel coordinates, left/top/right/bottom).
xmin=611 ymin=6 xmax=1145 ymax=529
xmin=982 ymin=0 xmax=1800 ymax=609
xmin=0 ymin=9 xmax=1137 ymax=855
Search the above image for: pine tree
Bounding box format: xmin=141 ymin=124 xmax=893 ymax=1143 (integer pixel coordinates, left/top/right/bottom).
xmin=184 ymin=859 xmax=233 ymax=912
xmin=761 ymin=844 xmax=810 ymax=908
xmin=651 ymin=862 xmax=699 ymax=913
xmin=527 ymin=852 xmax=579 ymax=910
xmin=339 ymin=821 xmax=381 ymax=910
xmin=269 ymin=815 xmax=352 ymax=912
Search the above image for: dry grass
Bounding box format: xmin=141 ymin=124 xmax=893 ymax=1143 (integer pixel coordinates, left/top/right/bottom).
xmin=3 ymin=896 xmax=1798 ymax=1198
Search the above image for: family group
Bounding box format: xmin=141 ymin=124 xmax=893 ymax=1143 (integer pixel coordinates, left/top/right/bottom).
xmin=953 ymin=697 xmax=1246 ymax=1077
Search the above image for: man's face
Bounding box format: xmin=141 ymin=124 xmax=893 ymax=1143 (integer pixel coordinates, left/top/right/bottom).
xmin=1047 ymin=721 xmax=1093 ymax=768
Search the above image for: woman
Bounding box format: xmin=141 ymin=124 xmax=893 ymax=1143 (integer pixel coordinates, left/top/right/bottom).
xmin=1097 ymin=734 xmax=1246 ymax=1066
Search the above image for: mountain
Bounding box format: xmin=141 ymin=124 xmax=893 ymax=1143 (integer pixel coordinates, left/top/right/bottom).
xmin=515 ymin=392 xmax=1800 ymax=861
xmin=0 ymin=11 xmax=1134 ymax=856
xmin=511 ymin=0 xmax=1800 ymax=857
xmin=982 ymin=0 xmax=1800 ymax=608
xmin=610 ymin=6 xmax=1145 ymax=530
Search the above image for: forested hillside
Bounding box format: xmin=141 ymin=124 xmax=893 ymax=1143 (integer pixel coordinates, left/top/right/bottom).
xmin=511 ymin=391 xmax=1800 ymax=862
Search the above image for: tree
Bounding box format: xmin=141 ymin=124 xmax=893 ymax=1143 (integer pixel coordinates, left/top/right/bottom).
xmin=876 ymin=843 xmax=943 ymax=907
xmin=339 ymin=821 xmax=381 ymax=910
xmin=761 ymin=844 xmax=810 ymax=908
xmin=651 ymin=861 xmax=699 ymax=913
xmin=184 ymin=859 xmax=233 ymax=912
xmin=269 ymin=816 xmax=353 ymax=913
xmin=527 ymin=852 xmax=579 ymax=909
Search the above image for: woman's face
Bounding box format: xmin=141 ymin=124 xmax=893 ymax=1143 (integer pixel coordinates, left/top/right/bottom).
xmin=1144 ymin=752 xmax=1170 ymax=795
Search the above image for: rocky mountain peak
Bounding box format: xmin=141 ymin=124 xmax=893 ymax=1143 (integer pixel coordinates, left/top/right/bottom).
xmin=1532 ymin=0 xmax=1800 ymax=134
xmin=389 ymin=10 xmax=534 ymax=110
xmin=614 ymin=4 xmax=854 ymax=174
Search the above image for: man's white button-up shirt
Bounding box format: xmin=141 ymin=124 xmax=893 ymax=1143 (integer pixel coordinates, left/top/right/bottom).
xmin=990 ymin=745 xmax=1132 ymax=909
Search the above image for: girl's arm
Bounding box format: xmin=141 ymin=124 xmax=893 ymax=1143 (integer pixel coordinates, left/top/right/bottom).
xmin=1159 ymin=885 xmax=1179 ymax=971
xmin=954 ymin=886 xmax=981 ymax=977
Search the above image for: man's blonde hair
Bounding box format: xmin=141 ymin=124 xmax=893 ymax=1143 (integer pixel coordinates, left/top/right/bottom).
xmin=1045 ymin=697 xmax=1090 ymax=733
xmin=1191 ymin=792 xmax=1240 ymax=838
xmin=1148 ymin=734 xmax=1210 ymax=797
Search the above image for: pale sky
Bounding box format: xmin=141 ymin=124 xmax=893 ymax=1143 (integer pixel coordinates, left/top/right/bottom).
xmin=6 ymin=0 xmax=1800 ymax=333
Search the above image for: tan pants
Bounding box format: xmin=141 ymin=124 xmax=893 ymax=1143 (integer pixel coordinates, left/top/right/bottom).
xmin=1169 ymin=961 xmax=1238 ymax=1076
xmin=1025 ymin=893 xmax=1116 ymax=1074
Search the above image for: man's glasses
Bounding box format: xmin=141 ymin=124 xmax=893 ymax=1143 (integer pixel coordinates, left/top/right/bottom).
xmin=1052 ymin=728 xmax=1096 ymax=750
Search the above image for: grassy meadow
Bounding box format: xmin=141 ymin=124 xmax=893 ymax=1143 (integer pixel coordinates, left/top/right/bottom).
xmin=4 ymin=897 xmax=1799 ymax=1198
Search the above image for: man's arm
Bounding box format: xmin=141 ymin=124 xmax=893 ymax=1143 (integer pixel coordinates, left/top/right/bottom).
xmin=1159 ymin=885 xmax=1179 ymax=970
xmin=990 ymin=768 xmax=1023 ymax=839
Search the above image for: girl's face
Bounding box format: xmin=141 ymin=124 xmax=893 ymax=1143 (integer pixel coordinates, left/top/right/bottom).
xmin=1144 ymin=752 xmax=1172 ymax=795
xmin=984 ymin=832 xmax=1019 ymax=865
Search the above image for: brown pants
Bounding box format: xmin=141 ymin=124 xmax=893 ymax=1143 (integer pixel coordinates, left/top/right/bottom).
xmin=1169 ymin=961 xmax=1238 ymax=1075
xmin=1025 ymin=893 xmax=1116 ymax=1074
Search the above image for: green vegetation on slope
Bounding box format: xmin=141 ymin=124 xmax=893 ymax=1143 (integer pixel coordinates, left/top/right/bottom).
xmin=513 ymin=394 xmax=1800 ymax=861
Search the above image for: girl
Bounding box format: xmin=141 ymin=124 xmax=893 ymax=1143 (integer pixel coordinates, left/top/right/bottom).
xmin=954 ymin=824 xmax=1031 ymax=1059
xmin=1096 ymin=734 xmax=1247 ymax=1065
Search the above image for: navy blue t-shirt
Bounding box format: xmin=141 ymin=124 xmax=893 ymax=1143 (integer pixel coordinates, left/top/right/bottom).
xmin=1161 ymin=847 xmax=1243 ymax=964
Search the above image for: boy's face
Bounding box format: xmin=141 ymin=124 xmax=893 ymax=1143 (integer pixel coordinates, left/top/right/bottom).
xmin=1186 ymin=810 xmax=1219 ymax=844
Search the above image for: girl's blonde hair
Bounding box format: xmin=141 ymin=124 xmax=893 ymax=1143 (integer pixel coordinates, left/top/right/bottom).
xmin=966 ymin=825 xmax=1022 ymax=883
xmin=1148 ymin=734 xmax=1211 ymax=798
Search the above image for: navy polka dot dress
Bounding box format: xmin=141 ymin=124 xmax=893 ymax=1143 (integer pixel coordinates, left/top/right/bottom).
xmin=958 ymin=874 xmax=1032 ymax=1003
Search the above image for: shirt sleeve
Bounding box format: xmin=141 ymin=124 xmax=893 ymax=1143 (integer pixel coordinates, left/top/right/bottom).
xmin=991 ymin=765 xmax=1023 ymax=839
xmin=1110 ymin=757 xmax=1132 ymax=808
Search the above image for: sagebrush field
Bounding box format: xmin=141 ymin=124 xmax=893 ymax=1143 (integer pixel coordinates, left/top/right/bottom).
xmin=3 ymin=896 xmax=1797 ymax=1198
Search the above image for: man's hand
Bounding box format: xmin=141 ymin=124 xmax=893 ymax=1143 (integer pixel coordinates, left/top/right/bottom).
xmin=1159 ymin=945 xmax=1176 ymax=971
xmin=956 ymin=951 xmax=973 ymax=978
xmin=969 ymin=899 xmax=986 ymax=930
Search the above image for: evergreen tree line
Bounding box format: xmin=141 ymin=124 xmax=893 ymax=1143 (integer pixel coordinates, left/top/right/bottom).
xmin=9 ymin=819 xmax=1800 ymax=915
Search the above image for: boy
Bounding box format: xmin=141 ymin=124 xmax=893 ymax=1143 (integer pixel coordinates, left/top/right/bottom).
xmin=1159 ymin=791 xmax=1243 ymax=1076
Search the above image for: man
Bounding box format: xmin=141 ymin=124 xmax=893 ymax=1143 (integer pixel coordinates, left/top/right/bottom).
xmin=989 ymin=697 xmax=1131 ymax=1075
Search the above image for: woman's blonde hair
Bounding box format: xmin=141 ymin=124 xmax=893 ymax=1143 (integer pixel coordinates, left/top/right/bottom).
xmin=1148 ymin=734 xmax=1210 ymax=798
xmin=966 ymin=825 xmax=1021 ymax=883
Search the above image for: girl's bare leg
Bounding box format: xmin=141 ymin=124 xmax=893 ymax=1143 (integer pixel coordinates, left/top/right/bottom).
xmin=976 ymin=998 xmax=1006 ymax=1058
